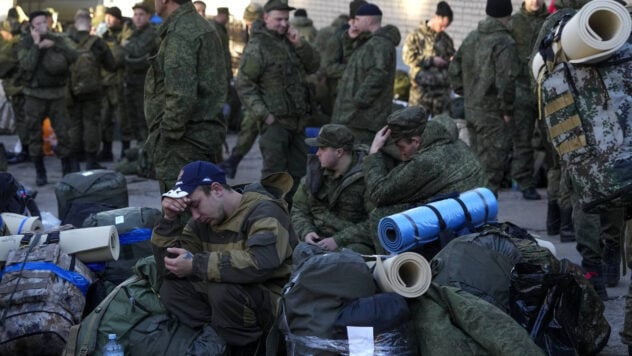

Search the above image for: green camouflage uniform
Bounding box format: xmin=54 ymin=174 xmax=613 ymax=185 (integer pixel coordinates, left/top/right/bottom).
xmin=0 ymin=33 xmax=27 ymax=148
xmin=122 ymin=23 xmax=158 ymax=143
xmin=100 ymin=21 xmax=133 ymax=146
xmin=449 ymin=17 xmax=519 ymax=194
xmin=210 ymin=20 xmax=232 ymax=83
xmin=402 ymin=21 xmax=455 ymax=115
xmin=68 ymin=31 xmax=116 ymax=156
xmin=292 ymin=147 xmax=374 ymax=254
xmin=152 ymin=185 xmax=296 ymax=346
xmin=331 ymin=25 xmax=401 ymax=145
xmin=235 ymin=19 xmax=320 ymax=198
xmin=145 ymin=2 xmax=228 ymax=193
xmin=18 ymin=32 xmax=77 ymax=159
xmin=363 ymin=111 xmax=487 ymax=253
xmin=510 ymin=3 xmax=548 ymax=190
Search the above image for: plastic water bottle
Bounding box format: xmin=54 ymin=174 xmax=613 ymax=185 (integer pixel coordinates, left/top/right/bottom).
xmin=102 ymin=333 xmax=124 ymax=356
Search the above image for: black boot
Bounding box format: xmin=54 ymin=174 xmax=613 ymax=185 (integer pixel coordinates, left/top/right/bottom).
xmin=546 ymin=201 xmax=561 ymax=235
xmin=602 ymin=245 xmax=621 ymax=287
xmin=522 ymin=187 xmax=542 ymax=200
xmin=97 ymin=141 xmax=114 ymax=162
xmin=86 ymin=153 xmax=105 ymax=170
xmin=120 ymin=140 xmax=130 ymax=160
xmin=219 ymin=153 xmax=243 ymax=179
xmin=559 ymin=207 xmax=575 ymax=242
xmin=33 ymin=156 xmax=47 ymax=186
xmin=582 ymin=261 xmax=608 ymax=300
xmin=61 ymin=157 xmax=80 ymax=176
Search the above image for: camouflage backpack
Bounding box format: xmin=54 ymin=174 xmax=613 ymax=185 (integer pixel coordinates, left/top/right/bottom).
xmin=0 ymin=236 xmax=93 ymax=355
xmin=70 ymin=35 xmax=102 ymax=95
xmin=534 ymin=12 xmax=632 ymax=213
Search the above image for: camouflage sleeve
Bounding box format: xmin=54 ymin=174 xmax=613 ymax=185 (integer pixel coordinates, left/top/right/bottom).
xmin=402 ymin=31 xmax=432 ymax=69
xmin=323 ymin=33 xmax=346 ymax=79
xmin=294 ymin=38 xmax=320 ymax=75
xmin=192 ymin=201 xmax=293 ymax=283
xmin=124 ymin=28 xmax=158 ymax=60
xmin=448 ymin=46 xmax=464 ymax=96
xmin=353 ymin=42 xmax=391 ymax=108
xmin=290 ymin=178 xmax=318 ymax=240
xmin=52 ymin=35 xmax=79 ymax=63
xmin=151 ymin=217 xmax=201 ymax=277
xmin=494 ymin=42 xmax=518 ymax=114
xmin=17 ymin=38 xmax=40 ymax=73
xmin=235 ymin=43 xmax=270 ymax=120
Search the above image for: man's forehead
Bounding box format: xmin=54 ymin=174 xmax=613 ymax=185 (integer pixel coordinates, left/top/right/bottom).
xmin=267 ymin=10 xmax=289 ymax=18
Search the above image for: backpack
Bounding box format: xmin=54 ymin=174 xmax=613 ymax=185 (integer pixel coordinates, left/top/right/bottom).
xmin=63 ymin=256 xmax=226 ymax=356
xmin=534 ymin=11 xmax=632 ymax=213
xmin=70 ymin=35 xmax=102 ymax=95
xmin=0 ymin=236 xmax=93 ymax=355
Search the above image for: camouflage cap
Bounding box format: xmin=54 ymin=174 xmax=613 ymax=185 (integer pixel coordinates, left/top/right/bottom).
xmin=264 ymin=0 xmax=295 ymax=13
xmin=132 ymin=3 xmax=151 ymax=13
xmin=243 ymin=3 xmax=264 ymax=21
xmin=305 ymin=124 xmax=355 ymax=149
xmin=387 ymin=106 xmax=429 ymax=141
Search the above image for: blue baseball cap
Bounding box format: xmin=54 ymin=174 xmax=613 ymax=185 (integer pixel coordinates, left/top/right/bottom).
xmin=162 ymin=161 xmax=226 ymax=198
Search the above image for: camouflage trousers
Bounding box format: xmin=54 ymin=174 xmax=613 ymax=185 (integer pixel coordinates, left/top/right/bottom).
xmin=623 ymin=220 xmax=632 ymax=345
xmin=24 ymin=95 xmax=71 ymax=158
xmin=509 ymin=86 xmax=537 ymax=190
xmin=100 ymin=84 xmax=124 ymax=144
xmin=408 ymin=85 xmax=450 ymax=117
xmin=69 ymin=97 xmax=102 ymax=155
xmin=465 ymin=109 xmax=512 ymax=194
xmin=121 ymin=84 xmax=148 ymax=143
xmin=232 ymin=110 xmax=259 ymax=157
xmin=9 ymin=94 xmax=27 ymax=144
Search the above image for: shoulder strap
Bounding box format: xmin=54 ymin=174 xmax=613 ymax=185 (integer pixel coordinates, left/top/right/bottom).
xmin=78 ymin=35 xmax=99 ymax=50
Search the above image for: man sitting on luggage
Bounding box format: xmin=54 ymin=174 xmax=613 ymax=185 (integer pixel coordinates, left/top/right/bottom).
xmin=151 ymin=161 xmax=296 ymax=354
xmin=291 ymin=124 xmax=374 ymax=253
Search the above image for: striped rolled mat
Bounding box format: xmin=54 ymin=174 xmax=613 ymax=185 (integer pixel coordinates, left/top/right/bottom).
xmin=377 ymin=187 xmax=498 ymax=254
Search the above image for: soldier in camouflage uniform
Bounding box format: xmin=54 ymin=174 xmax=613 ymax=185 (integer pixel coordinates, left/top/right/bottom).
xmin=448 ymin=0 xmax=519 ymax=195
xmin=18 ymin=11 xmax=79 ymax=186
xmin=121 ymin=3 xmax=158 ymax=154
xmin=509 ymin=0 xmax=548 ymax=200
xmin=292 ymin=124 xmax=374 ymax=254
xmin=145 ymin=0 xmax=227 ymax=194
xmin=236 ymin=0 xmax=320 ymax=204
xmin=402 ymin=1 xmax=455 ymax=115
xmin=152 ymin=161 xmax=296 ymax=354
xmin=362 ymin=106 xmax=487 ymax=253
xmin=210 ymin=7 xmax=232 ymax=84
xmin=331 ymin=3 xmax=401 ymax=145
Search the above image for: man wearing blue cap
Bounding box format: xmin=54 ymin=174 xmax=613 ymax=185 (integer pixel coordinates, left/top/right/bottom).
xmin=151 ymin=160 xmax=297 ymax=354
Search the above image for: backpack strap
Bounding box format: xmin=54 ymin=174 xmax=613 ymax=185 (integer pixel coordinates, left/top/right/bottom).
xmin=78 ymin=35 xmax=99 ymax=50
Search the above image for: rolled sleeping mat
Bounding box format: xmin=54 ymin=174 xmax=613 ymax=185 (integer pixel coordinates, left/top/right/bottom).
xmin=371 ymin=252 xmax=432 ymax=298
xmin=1 ymin=213 xmax=43 ymax=234
xmin=561 ymin=0 xmax=631 ymax=63
xmin=378 ymin=187 xmax=498 ymax=254
xmin=0 ymin=225 xmax=120 ymax=263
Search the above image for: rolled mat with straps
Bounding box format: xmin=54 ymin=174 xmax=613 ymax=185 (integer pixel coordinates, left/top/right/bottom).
xmin=370 ymin=252 xmax=432 ymax=298
xmin=378 ymin=187 xmax=497 ymax=254
xmin=1 ymin=213 xmax=43 ymax=235
xmin=561 ymin=0 xmax=631 ymax=63
xmin=0 ymin=225 xmax=120 ymax=263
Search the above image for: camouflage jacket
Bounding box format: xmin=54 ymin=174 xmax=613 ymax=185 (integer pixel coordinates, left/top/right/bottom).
xmin=363 ymin=116 xmax=487 ymax=207
xmin=332 ymin=25 xmax=401 ymax=132
xmin=236 ymin=20 xmax=320 ymax=131
xmin=101 ymin=21 xmax=133 ymax=86
xmin=210 ymin=20 xmax=232 ymax=81
xmin=123 ymin=24 xmax=159 ymax=86
xmin=511 ymin=3 xmax=548 ymax=86
xmin=0 ymin=33 xmax=22 ymax=97
xmin=402 ymin=21 xmax=454 ymax=90
xmin=151 ymin=185 xmax=296 ymax=297
xmin=18 ymin=32 xmax=78 ymax=99
xmin=448 ymin=17 xmax=519 ymax=114
xmin=291 ymin=147 xmax=373 ymax=247
xmin=145 ymin=1 xmax=227 ymax=141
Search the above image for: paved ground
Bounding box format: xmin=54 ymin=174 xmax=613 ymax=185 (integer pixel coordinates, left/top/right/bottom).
xmin=1 ymin=133 xmax=629 ymax=355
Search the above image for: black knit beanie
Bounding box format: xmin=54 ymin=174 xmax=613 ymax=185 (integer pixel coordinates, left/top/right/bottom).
xmin=486 ymin=0 xmax=512 ymax=18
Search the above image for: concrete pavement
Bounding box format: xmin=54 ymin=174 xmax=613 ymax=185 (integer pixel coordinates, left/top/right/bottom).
xmin=1 ymin=133 xmax=628 ymax=355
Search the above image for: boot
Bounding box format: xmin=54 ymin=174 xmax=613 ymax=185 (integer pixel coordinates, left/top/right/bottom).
xmin=582 ymin=261 xmax=608 ymax=300
xmin=602 ymin=245 xmax=621 ymax=287
xmin=219 ymin=153 xmax=243 ymax=179
xmin=120 ymin=140 xmax=130 ymax=161
xmin=559 ymin=207 xmax=575 ymax=242
xmin=61 ymin=157 xmax=80 ymax=176
xmin=97 ymin=141 xmax=114 ymax=162
xmin=33 ymin=156 xmax=47 ymax=186
xmin=86 ymin=153 xmax=105 ymax=170
xmin=522 ymin=187 xmax=542 ymax=200
xmin=546 ymin=201 xmax=561 ymax=235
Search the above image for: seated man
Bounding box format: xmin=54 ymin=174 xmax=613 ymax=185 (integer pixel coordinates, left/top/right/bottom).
xmin=363 ymin=106 xmax=488 ymax=253
xmin=151 ymin=161 xmax=297 ymax=354
xmin=291 ymin=124 xmax=374 ymax=254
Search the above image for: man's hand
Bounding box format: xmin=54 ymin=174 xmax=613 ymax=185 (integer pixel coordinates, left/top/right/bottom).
xmin=164 ymin=247 xmax=194 ymax=278
xmin=432 ymin=56 xmax=448 ymax=67
xmin=30 ymin=27 xmax=41 ymax=44
xmin=370 ymin=126 xmax=391 ymax=154
xmin=264 ymin=113 xmax=276 ymax=125
xmin=286 ymin=26 xmax=301 ymax=46
xmin=304 ymin=232 xmax=321 ymax=244
xmin=161 ymin=196 xmax=190 ymax=220
xmin=38 ymin=39 xmax=54 ymax=49
xmin=317 ymin=237 xmax=338 ymax=251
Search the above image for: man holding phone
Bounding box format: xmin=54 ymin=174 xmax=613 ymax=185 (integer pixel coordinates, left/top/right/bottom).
xmin=236 ymin=0 xmax=320 ymax=207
